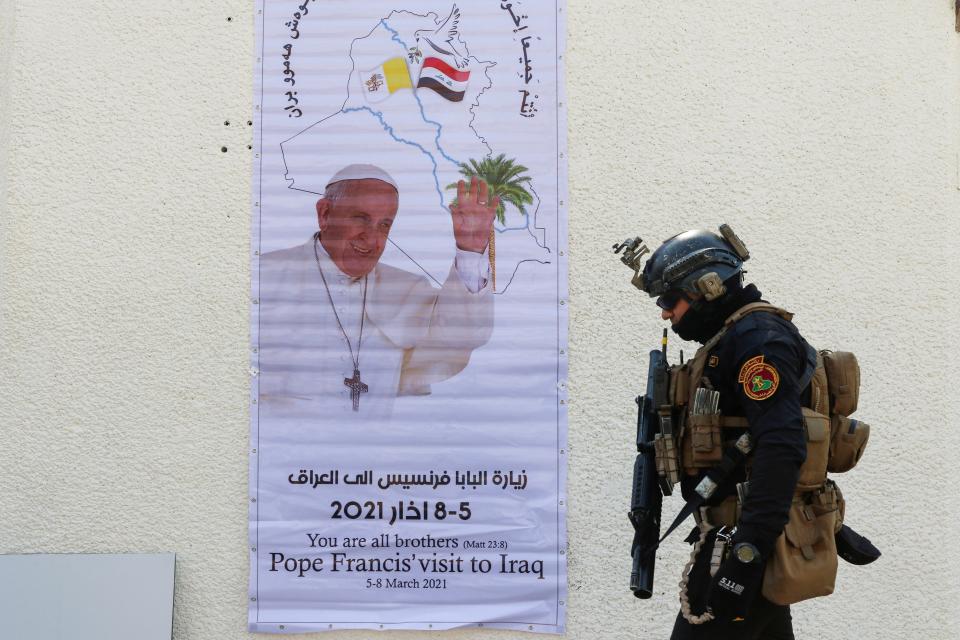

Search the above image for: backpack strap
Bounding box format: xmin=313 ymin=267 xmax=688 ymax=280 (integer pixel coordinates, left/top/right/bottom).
xmin=723 ymin=302 xmax=793 ymax=326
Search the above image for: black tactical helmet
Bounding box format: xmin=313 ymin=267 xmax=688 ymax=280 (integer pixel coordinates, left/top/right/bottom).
xmin=614 ymin=224 xmax=750 ymax=302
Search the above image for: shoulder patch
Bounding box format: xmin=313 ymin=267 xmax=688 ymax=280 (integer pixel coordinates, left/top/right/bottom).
xmin=737 ymin=355 xmax=780 ymax=401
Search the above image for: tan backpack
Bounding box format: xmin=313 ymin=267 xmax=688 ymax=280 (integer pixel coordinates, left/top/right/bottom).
xmin=762 ymin=348 xmax=870 ymax=605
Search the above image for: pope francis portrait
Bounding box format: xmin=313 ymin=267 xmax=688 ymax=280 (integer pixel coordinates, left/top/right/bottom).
xmin=257 ymin=164 xmax=496 ymax=421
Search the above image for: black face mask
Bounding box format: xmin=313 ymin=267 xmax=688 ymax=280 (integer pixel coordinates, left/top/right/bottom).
xmin=671 ymin=307 xmax=719 ymax=344
xmin=670 ymin=284 xmax=763 ymax=344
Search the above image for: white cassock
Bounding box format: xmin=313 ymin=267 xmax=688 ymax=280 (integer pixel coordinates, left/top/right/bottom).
xmin=257 ymin=236 xmax=493 ymax=423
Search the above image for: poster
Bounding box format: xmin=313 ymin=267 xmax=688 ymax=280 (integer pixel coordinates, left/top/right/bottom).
xmin=249 ymin=0 xmax=567 ymax=632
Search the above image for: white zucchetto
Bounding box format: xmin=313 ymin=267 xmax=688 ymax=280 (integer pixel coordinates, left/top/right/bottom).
xmin=324 ymin=164 xmax=398 ymax=192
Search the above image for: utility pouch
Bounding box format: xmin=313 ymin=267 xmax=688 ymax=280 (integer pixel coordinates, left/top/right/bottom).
xmin=827 ymin=415 xmax=870 ymax=473
xmin=821 ymin=351 xmax=860 ymax=416
xmin=687 ymin=413 xmax=723 ymax=465
xmin=654 ymin=433 xmax=681 ymax=489
xmin=762 ymin=484 xmax=839 ymax=605
xmin=670 ymin=364 xmax=689 ymax=409
xmin=796 ymin=408 xmax=830 ymax=491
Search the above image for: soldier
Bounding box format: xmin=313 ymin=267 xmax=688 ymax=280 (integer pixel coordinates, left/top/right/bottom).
xmin=639 ymin=227 xmax=814 ymax=639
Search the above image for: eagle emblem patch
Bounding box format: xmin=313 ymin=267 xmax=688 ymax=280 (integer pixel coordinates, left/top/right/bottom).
xmin=737 ymin=355 xmax=780 ymax=401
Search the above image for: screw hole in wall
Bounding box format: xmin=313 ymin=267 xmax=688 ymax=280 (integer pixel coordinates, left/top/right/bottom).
xmin=221 ymin=147 xmax=228 ymax=153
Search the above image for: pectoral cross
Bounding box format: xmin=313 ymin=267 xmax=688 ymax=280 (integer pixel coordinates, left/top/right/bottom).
xmin=343 ymin=368 xmax=368 ymax=411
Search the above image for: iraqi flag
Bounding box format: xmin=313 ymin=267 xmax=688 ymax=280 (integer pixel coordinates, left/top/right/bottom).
xmin=416 ymin=56 xmax=470 ymax=102
xmin=360 ymin=56 xmax=413 ymax=103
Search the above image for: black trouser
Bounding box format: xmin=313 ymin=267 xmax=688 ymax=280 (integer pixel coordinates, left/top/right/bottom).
xmin=669 ymin=596 xmax=794 ymax=640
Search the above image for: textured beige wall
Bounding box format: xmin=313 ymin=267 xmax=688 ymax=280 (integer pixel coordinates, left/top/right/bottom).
xmin=2 ymin=1 xmax=959 ymax=639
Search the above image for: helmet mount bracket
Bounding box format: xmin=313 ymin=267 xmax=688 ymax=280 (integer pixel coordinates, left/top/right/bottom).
xmin=612 ymin=237 xmax=651 ymax=292
xmin=696 ymin=272 xmax=727 ymax=301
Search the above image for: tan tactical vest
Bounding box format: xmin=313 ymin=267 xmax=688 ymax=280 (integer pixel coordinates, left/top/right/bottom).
xmin=658 ymin=303 xmax=870 ymax=605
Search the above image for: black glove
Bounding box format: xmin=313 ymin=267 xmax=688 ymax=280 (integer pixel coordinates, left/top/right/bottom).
xmin=707 ymin=542 xmax=764 ymax=621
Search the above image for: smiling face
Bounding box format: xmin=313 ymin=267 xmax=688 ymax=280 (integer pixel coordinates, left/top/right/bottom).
xmin=316 ymin=178 xmax=399 ymax=278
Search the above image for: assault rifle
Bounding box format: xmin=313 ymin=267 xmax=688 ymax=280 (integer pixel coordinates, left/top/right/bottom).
xmin=628 ymin=329 xmax=673 ymax=598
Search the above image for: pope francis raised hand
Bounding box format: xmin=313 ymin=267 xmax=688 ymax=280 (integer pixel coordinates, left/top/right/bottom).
xmin=257 ymin=164 xmax=496 ymax=421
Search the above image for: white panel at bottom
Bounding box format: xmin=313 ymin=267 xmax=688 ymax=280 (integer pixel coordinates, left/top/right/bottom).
xmin=0 ymin=553 xmax=175 ymax=640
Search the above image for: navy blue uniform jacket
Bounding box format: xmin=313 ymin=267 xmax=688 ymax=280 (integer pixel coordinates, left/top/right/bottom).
xmin=680 ymin=310 xmax=816 ymax=555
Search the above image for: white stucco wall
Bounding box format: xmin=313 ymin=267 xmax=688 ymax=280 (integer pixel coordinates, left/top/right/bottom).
xmin=2 ymin=1 xmax=958 ymax=639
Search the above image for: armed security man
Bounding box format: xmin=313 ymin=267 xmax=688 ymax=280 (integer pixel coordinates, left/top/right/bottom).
xmin=617 ymin=225 xmax=856 ymax=640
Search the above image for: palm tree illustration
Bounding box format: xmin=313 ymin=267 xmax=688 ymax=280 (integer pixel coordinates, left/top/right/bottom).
xmin=447 ymin=154 xmax=534 ymax=291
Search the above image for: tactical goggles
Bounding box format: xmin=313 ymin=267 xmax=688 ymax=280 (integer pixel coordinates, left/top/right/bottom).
xmin=656 ymin=290 xmax=689 ymax=310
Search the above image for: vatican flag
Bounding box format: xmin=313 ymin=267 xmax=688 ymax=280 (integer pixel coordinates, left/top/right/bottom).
xmin=359 ymin=56 xmax=413 ymax=103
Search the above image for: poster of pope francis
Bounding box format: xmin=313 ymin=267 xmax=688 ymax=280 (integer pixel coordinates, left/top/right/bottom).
xmin=249 ymin=0 xmax=568 ymax=633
